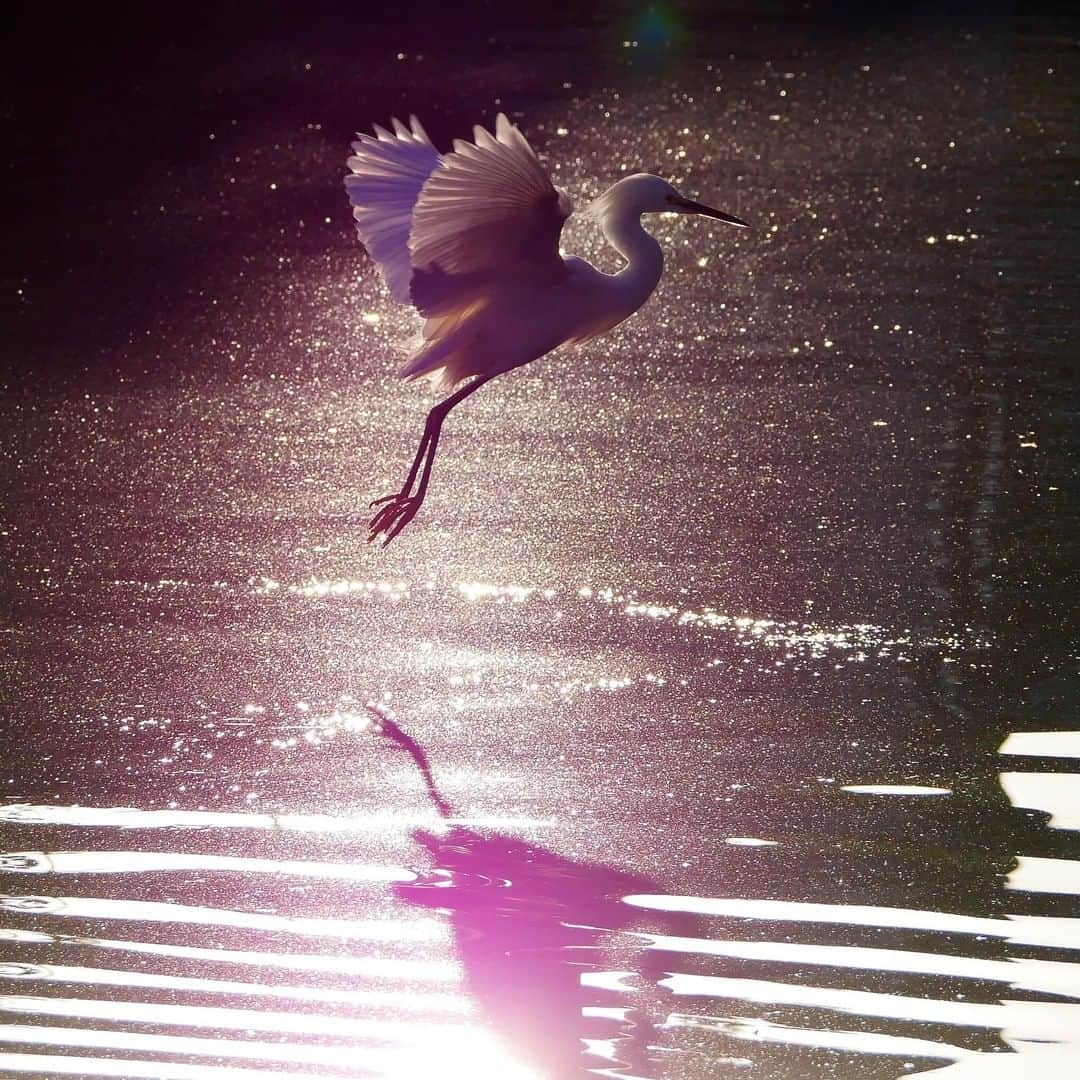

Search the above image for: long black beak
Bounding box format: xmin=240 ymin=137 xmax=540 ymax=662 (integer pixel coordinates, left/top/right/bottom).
xmin=672 ymin=196 xmax=750 ymax=228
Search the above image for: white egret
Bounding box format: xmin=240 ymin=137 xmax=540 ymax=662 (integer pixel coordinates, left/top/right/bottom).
xmin=345 ymin=113 xmax=748 ymax=546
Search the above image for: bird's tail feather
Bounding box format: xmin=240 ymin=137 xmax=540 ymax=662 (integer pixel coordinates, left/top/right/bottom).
xmin=398 ymin=325 xmax=476 ymax=390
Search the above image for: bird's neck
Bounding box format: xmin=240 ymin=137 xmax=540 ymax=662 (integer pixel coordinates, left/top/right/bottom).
xmin=603 ymin=211 xmax=664 ymax=311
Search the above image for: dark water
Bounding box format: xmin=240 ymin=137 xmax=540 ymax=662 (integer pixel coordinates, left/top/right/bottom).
xmin=2 ymin=6 xmax=1077 ymax=1079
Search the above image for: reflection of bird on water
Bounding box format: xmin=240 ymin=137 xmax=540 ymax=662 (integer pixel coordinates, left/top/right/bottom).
xmin=344 ymin=113 xmax=749 ymax=545
xmin=367 ymin=708 xmax=698 ymax=1077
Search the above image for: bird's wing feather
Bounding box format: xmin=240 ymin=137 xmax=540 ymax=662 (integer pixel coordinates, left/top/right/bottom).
xmin=408 ymin=113 xmax=571 ymax=304
xmin=344 ymin=116 xmax=441 ymax=305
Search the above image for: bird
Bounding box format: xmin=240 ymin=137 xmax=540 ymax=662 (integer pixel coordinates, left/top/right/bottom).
xmin=344 ymin=113 xmax=748 ymax=546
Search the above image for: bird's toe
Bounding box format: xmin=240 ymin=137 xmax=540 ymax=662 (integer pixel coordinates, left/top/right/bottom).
xmin=367 ymin=493 xmax=421 ymax=546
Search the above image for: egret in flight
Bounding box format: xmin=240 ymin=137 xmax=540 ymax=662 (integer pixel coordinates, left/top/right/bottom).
xmin=345 ymin=113 xmax=748 ymax=546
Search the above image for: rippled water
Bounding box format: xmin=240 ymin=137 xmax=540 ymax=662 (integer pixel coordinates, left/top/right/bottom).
xmin=3 ymin=7 xmax=1077 ymax=1079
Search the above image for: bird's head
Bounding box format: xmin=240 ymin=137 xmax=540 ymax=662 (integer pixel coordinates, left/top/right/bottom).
xmin=590 ymin=173 xmax=749 ymax=228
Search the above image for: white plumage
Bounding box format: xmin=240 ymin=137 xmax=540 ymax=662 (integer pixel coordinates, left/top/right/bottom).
xmin=344 ymin=116 xmax=440 ymax=304
xmin=344 ymin=112 xmax=748 ymax=545
xmin=346 ymin=112 xmax=572 ymax=390
xmin=410 ymin=113 xmax=566 ymax=278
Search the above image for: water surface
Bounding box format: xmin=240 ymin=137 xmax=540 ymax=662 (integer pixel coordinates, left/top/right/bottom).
xmin=2 ymin=7 xmax=1077 ymax=1079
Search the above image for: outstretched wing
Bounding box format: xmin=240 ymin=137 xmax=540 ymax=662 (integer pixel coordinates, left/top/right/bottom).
xmin=408 ymin=113 xmax=572 ymax=315
xmin=344 ymin=116 xmax=441 ymax=304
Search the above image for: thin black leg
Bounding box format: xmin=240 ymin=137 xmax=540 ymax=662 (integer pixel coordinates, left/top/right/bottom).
xmin=368 ymin=374 xmax=494 ymax=546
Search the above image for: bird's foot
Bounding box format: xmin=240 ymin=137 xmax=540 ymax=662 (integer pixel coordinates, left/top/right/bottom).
xmin=368 ymin=492 xmax=422 ymax=547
